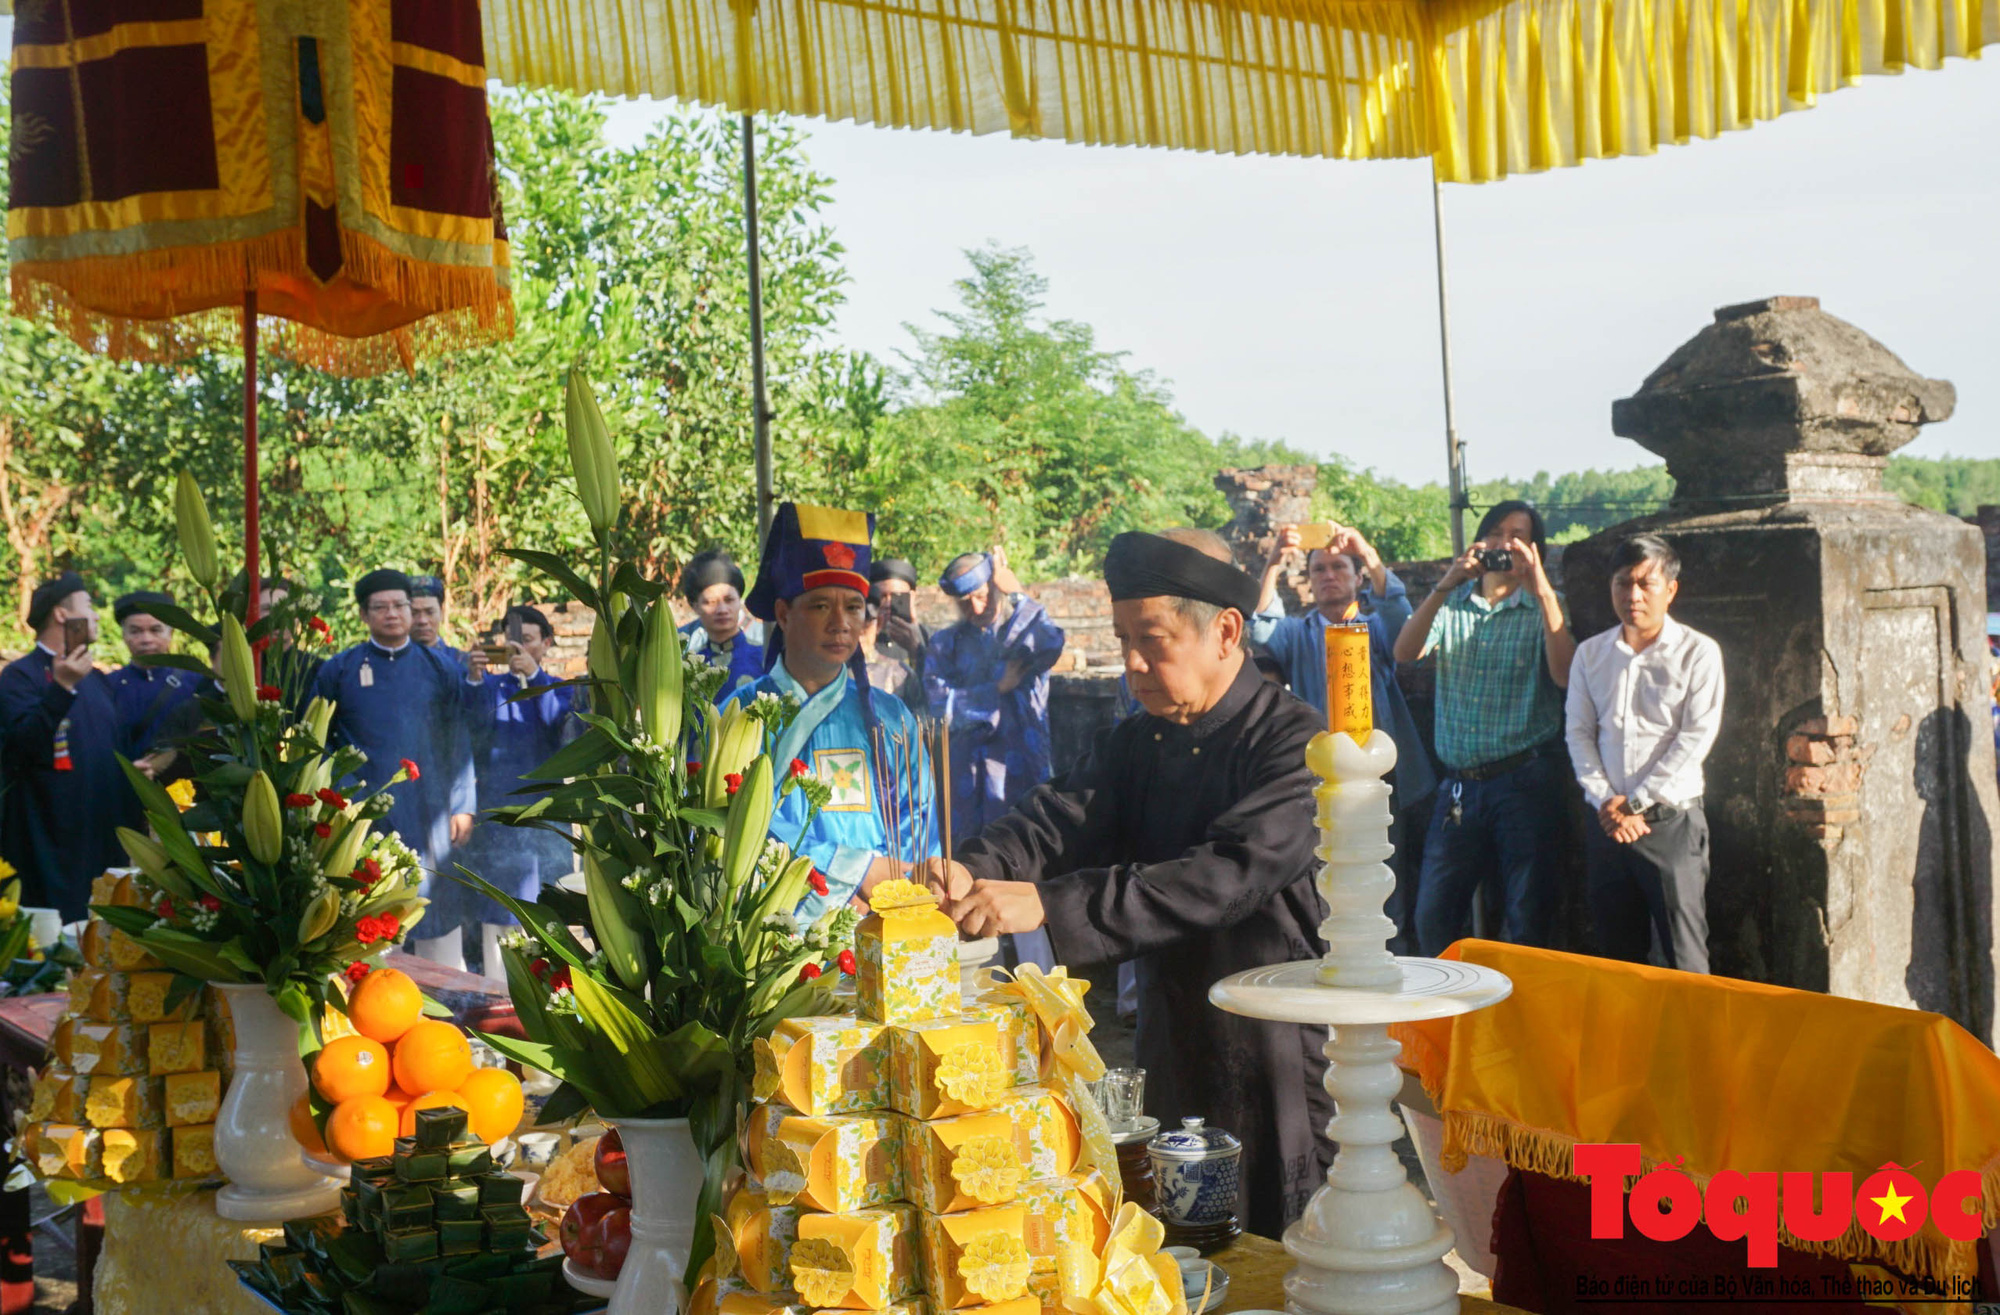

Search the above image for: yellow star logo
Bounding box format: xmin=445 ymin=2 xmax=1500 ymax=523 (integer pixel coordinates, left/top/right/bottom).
xmin=1871 ymin=1182 xmax=1914 ymax=1225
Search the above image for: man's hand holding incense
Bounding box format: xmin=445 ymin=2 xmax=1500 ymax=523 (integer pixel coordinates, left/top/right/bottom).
xmin=950 ymin=879 xmax=1045 ymax=938
xmin=913 ymin=857 xmax=974 ymax=904
xmin=858 ymin=855 xmax=908 ymax=900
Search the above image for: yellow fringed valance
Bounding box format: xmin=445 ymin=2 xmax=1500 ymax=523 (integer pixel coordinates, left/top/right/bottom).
xmin=473 ymin=0 xmax=1994 ymax=182
xmin=1389 ymin=940 xmax=2000 ymax=1293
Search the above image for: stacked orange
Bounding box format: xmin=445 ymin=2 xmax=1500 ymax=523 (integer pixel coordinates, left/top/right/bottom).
xmin=289 ymin=968 xmax=525 ymax=1162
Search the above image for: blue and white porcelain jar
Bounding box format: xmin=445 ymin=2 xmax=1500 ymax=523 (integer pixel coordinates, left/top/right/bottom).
xmin=1146 ymin=1117 xmax=1242 ymax=1227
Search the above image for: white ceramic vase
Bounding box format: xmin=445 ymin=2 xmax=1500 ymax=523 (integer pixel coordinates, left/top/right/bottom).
xmin=605 ymin=1116 xmax=704 ymax=1315
xmin=213 ymin=982 xmax=345 ymax=1222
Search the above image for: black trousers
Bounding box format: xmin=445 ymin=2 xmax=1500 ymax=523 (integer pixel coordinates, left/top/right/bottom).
xmin=1585 ymin=801 xmax=1710 ymax=974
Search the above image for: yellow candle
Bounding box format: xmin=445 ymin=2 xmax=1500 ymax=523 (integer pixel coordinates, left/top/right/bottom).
xmin=1325 ymin=623 xmax=1373 ymax=741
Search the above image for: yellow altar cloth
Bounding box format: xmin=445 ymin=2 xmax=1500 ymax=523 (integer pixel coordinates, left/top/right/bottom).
xmin=93 ymin=1190 xmax=286 ymax=1315
xmin=1390 ymin=940 xmax=2000 ymax=1290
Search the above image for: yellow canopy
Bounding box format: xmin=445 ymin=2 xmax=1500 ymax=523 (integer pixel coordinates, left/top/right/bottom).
xmin=478 ymin=0 xmax=1993 ymax=182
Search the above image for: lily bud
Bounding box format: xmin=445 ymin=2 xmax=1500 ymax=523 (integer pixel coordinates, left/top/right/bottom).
xmin=297 ymin=888 xmax=340 ymax=944
xmin=243 ymin=771 xmax=283 ymax=865
xmin=217 ymin=614 xmax=258 ymax=723
xmin=587 ymin=612 xmax=626 ymax=722
xmin=637 ymin=600 xmax=683 ymax=749
xmin=563 ymin=367 xmax=621 ymax=536
xmin=720 ymin=757 xmax=775 ymax=902
xmin=174 ymin=469 xmax=219 ymax=589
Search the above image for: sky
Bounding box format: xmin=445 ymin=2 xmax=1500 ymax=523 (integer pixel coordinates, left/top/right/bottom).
xmin=605 ymin=56 xmax=1999 ymax=487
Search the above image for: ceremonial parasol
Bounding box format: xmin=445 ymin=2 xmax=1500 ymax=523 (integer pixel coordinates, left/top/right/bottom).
xmin=477 ymin=0 xmax=1992 ymax=545
xmin=6 ymin=0 xmax=513 ymax=626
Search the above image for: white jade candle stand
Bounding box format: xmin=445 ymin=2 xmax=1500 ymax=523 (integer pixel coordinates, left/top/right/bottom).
xmin=1210 ymin=729 xmax=1511 ymax=1315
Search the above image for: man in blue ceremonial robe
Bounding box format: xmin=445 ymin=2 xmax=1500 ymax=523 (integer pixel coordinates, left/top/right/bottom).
xmin=451 ymin=604 xmax=577 ymax=975
xmin=679 ymin=550 xmax=764 ymax=704
xmin=732 ymin=503 xmax=938 ymax=925
xmin=0 ymin=574 xmax=128 ymax=919
xmin=312 ymin=569 xmax=477 ymax=962
xmin=408 ymin=575 xmax=464 ymax=667
xmin=106 ymin=591 xmax=200 ymax=764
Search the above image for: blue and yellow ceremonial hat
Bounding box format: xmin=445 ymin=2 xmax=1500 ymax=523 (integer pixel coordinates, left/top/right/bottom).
xmin=745 ymin=502 xmax=876 ymax=623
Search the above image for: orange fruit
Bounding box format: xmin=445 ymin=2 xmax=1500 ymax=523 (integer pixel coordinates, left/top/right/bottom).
xmin=399 ymin=1090 xmax=471 ymax=1138
xmin=288 ymin=1092 xmax=329 ymax=1156
xmin=312 ymin=1035 xmax=391 ymax=1104
xmin=391 ymin=1020 xmax=473 ymax=1096
xmin=347 ymin=967 xmax=424 ymax=1044
xmin=326 ymin=1095 xmax=399 ymax=1161
xmin=457 ymin=1067 xmax=525 ymax=1144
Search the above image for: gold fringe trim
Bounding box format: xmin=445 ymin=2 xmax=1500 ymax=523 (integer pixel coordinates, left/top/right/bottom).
xmin=1434 ymin=1108 xmax=2000 ymax=1297
xmin=10 ymin=227 xmax=512 ymax=377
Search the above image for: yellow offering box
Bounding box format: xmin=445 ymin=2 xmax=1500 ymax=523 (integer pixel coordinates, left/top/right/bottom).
xmin=148 ymin=1020 xmax=206 ymax=1075
xmin=753 ymin=1015 xmax=889 ymax=1116
xmin=164 ymin=1070 xmax=222 ymax=1127
xmin=90 ymin=869 xmax=149 ymax=909
xmin=81 ymin=921 xmax=162 ymax=972
xmin=66 ymin=1022 xmax=146 ymax=1076
xmin=699 ymin=1274 xmax=931 ymax=1315
xmin=1017 ymin=1173 xmax=1115 ymax=1272
xmin=995 ymin=1085 xmax=1081 ymax=1180
xmin=898 ymin=1110 xmax=1025 ymax=1214
xmin=856 ymin=880 xmax=960 ymax=1025
xmin=67 ymin=970 xmax=130 ymax=1023
xmin=942 ymin=1298 xmax=1039 ymax=1315
xmin=84 ymin=1075 xmax=164 ymax=1130
xmin=101 ymin=1128 xmax=166 ymax=1183
xmin=1027 ymin=1269 xmax=1064 ymax=1315
xmin=789 ymin=1203 xmax=922 ymax=1309
xmin=29 ymin=1123 xmax=100 ymax=1180
xmin=918 ymin=1204 xmax=1035 ymax=1309
xmin=126 ymin=971 xmax=198 ymax=1024
xmin=714 ymin=1188 xmax=805 ymax=1293
xmin=172 ymin=1123 xmax=217 ymax=1178
xmin=965 ymin=992 xmax=1041 ymax=1087
xmin=26 ymin=1067 xmax=81 ymax=1124
xmin=749 ymin=1107 xmax=904 ymax=1213
xmin=888 ymin=1016 xmax=1008 ymax=1119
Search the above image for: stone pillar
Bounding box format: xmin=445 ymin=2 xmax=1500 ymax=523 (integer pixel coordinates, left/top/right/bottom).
xmin=1564 ymin=297 xmax=2000 ymax=1041
xmin=1214 ymin=465 xmax=1317 ymax=612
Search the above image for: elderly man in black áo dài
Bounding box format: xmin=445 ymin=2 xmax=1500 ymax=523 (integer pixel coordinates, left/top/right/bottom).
xmin=927 ymin=528 xmax=1333 ymax=1237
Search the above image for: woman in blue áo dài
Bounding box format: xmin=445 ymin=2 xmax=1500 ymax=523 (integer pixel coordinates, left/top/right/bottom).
xmin=728 ymin=503 xmax=938 ymax=924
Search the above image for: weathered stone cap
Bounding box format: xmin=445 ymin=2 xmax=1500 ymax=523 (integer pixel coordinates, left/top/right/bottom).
xmin=1611 ymin=297 xmax=1955 ymax=503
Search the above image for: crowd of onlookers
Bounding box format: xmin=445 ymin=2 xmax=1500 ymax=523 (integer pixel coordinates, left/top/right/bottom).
xmin=2 ymin=499 xmax=1727 ymax=979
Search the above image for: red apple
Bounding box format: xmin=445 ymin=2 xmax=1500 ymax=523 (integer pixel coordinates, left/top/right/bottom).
xmin=595 ymin=1127 xmax=631 ymax=1200
xmin=575 ymin=1203 xmax=633 ymax=1280
xmin=561 ymin=1192 xmax=624 ymax=1259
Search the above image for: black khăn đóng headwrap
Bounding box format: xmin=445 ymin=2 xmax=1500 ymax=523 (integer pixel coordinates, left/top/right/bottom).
xmin=1103 ymin=532 xmax=1261 ymax=620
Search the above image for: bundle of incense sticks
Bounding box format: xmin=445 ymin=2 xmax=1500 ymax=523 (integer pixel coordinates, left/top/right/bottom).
xmin=870 ymin=718 xmax=953 ymax=873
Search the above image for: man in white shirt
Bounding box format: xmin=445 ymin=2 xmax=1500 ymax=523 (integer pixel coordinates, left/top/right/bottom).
xmin=1565 ymin=534 xmax=1724 ymax=973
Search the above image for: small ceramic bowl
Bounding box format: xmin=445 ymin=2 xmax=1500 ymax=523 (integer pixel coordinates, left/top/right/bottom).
xmin=1164 ymin=1246 xmax=1201 ymax=1264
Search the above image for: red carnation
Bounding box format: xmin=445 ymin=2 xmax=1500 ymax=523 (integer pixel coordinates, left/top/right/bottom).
xmin=314 ymin=822 xmax=332 ymax=839
xmin=252 ymin=637 xmax=273 ymax=655
xmin=837 ymin=949 xmax=857 ymax=976
xmin=316 ymin=788 xmax=348 ymax=809
xmin=725 ymin=773 xmax=743 ymax=796
xmin=352 ymin=858 xmax=382 ymax=888
xmin=808 ymin=868 xmax=829 ymax=897
xmin=355 ymin=915 xmax=383 ymax=944
xmin=789 ymin=759 xmax=808 ymax=778
xmin=199 ymin=894 xmax=221 ymax=912
xmin=399 ymin=758 xmax=421 ymax=780
xmin=530 ymin=958 xmax=550 ymax=980
xmin=308 ymin=616 xmax=331 ymax=636
xmin=798 ymin=962 xmax=823 ymax=982
xmin=686 ymin=762 xmax=702 ymax=774
xmin=550 ymin=966 xmax=572 ymax=992
xmin=377 ymin=912 xmax=401 ymax=939
xmin=155 ymin=897 xmax=174 ymax=920
xmin=256 ymin=683 xmax=281 ymax=701
xmin=284 ymin=793 xmax=315 ymax=809
xmin=344 ymin=961 xmax=371 ymax=983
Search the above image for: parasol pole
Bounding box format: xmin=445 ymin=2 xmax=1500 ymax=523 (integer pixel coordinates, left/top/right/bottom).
xmin=742 ymin=113 xmax=775 ymax=541
xmin=243 ymin=291 xmax=261 ymax=671
xmin=1430 ymin=160 xmax=1469 ymax=556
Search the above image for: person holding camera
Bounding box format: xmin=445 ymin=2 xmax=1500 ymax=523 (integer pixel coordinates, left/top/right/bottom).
xmin=0 ymin=574 xmax=128 ymax=919
xmin=1565 ymin=535 xmax=1722 ymax=974
xmin=1393 ymin=500 xmax=1576 ymax=953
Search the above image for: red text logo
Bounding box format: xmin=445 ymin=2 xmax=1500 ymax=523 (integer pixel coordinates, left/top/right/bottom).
xmin=1574 ymin=1143 xmax=1983 ymax=1267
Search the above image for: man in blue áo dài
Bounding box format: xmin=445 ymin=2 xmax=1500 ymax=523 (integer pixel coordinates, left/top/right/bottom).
xmin=105 ymin=591 xmax=200 ymax=767
xmin=924 ymin=548 xmax=1066 ymax=970
xmin=451 ymin=604 xmax=578 ymax=978
xmin=679 ymin=549 xmax=764 ymax=704
xmin=312 ymin=569 xmax=477 ymax=965
xmin=407 ymin=575 xmax=464 ymax=668
xmin=0 ymin=575 xmax=130 ymax=919
xmin=731 ymin=503 xmax=938 ymax=925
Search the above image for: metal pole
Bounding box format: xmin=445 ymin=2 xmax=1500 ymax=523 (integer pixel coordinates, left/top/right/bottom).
xmin=244 ymin=291 xmax=261 ymax=678
xmin=1430 ymin=161 xmax=1469 ymax=555
xmin=742 ymin=113 xmax=775 ymax=541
